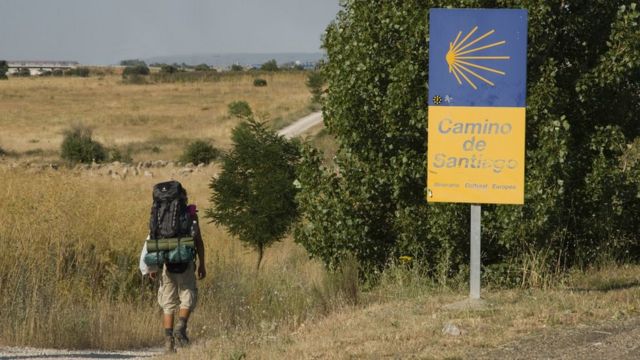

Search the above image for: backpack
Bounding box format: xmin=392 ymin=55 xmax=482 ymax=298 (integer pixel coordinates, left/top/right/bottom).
xmin=146 ymin=181 xmax=195 ymax=273
xmin=149 ymin=181 xmax=191 ymax=240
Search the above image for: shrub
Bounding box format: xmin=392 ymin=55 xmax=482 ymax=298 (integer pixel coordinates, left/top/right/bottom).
xmin=306 ymin=71 xmax=325 ymax=103
xmin=230 ymin=64 xmax=244 ymax=72
xmin=0 ymin=60 xmax=8 ymax=80
xmin=206 ymin=118 xmax=300 ymax=270
xmin=122 ymin=74 xmax=148 ymax=85
xmin=194 ymin=63 xmax=211 ymax=72
xmin=52 ymin=69 xmax=64 ymax=77
xmin=180 ymin=140 xmax=219 ymax=165
xmin=60 ymin=125 xmax=107 ymax=164
xmin=253 ymin=78 xmax=268 ymax=87
xmin=159 ymin=65 xmax=178 ymax=74
xmin=109 ymin=147 xmax=133 ymax=163
xmin=228 ymin=101 xmax=253 ymax=118
xmin=120 ymin=59 xmax=147 ymax=67
xmin=260 ymin=59 xmax=279 ymax=72
xmin=122 ymin=65 xmax=150 ymax=77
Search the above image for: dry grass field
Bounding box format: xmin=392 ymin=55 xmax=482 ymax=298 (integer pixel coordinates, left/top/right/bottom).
xmin=0 ymin=72 xmax=311 ymax=162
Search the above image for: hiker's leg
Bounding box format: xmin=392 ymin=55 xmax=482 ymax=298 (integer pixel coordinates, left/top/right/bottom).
xmin=163 ymin=313 xmax=174 ymax=329
xmin=175 ymin=263 xmax=197 ymax=346
xmin=158 ymin=267 xmax=179 ymax=353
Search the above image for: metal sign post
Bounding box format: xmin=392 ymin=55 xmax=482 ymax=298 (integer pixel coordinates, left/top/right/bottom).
xmin=470 ymin=205 xmax=481 ymax=299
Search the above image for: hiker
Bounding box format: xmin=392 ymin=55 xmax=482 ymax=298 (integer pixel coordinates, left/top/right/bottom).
xmin=139 ymin=181 xmax=206 ymax=353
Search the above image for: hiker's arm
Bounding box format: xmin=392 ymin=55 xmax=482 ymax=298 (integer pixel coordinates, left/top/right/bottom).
xmin=193 ymin=216 xmax=206 ymax=279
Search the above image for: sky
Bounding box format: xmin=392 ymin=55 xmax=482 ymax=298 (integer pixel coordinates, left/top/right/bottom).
xmin=0 ymin=0 xmax=341 ymax=65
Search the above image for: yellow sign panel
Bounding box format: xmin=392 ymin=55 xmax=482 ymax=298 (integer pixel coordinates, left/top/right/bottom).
xmin=427 ymin=106 xmax=525 ymax=204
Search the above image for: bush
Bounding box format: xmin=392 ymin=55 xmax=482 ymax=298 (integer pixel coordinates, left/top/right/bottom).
xmin=260 ymin=59 xmax=279 ymax=72
xmin=306 ymin=71 xmax=325 ymax=103
xmin=159 ymin=65 xmax=178 ymax=74
xmin=180 ymin=140 xmax=219 ymax=165
xmin=194 ymin=63 xmax=211 ymax=72
xmin=122 ymin=74 xmax=148 ymax=85
xmin=122 ymin=65 xmax=150 ymax=77
xmin=228 ymin=101 xmax=253 ymax=118
xmin=109 ymin=147 xmax=133 ymax=163
xmin=60 ymin=125 xmax=107 ymax=164
xmin=230 ymin=64 xmax=244 ymax=72
xmin=120 ymin=59 xmax=147 ymax=67
xmin=0 ymin=60 xmax=8 ymax=80
xmin=52 ymin=69 xmax=64 ymax=77
xmin=253 ymin=78 xmax=268 ymax=87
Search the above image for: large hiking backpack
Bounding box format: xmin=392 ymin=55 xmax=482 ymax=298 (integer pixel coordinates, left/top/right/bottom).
xmin=145 ymin=181 xmax=195 ymax=272
xmin=149 ymin=180 xmax=191 ymax=240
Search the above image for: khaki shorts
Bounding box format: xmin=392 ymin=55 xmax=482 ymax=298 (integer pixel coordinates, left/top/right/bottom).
xmin=157 ymin=262 xmax=198 ymax=314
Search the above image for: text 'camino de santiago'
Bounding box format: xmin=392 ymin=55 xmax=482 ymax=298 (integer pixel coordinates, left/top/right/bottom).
xmin=431 ymin=117 xmax=517 ymax=174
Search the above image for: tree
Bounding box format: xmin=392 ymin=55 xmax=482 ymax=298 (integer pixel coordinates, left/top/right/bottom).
xmin=122 ymin=64 xmax=150 ymax=77
xmin=206 ymin=118 xmax=300 ymax=270
xmin=0 ymin=60 xmax=8 ymax=80
xmin=159 ymin=64 xmax=178 ymax=74
xmin=120 ymin=59 xmax=147 ymax=67
xmin=194 ymin=63 xmax=211 ymax=72
xmin=306 ymin=71 xmax=325 ymax=104
xmin=260 ymin=59 xmax=279 ymax=72
xmin=230 ymin=64 xmax=244 ymax=72
xmin=294 ymin=1 xmax=640 ymax=277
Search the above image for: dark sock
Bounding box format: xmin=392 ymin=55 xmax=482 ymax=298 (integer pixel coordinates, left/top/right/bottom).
xmin=164 ymin=328 xmax=173 ymax=337
xmin=177 ymin=317 xmax=188 ymax=331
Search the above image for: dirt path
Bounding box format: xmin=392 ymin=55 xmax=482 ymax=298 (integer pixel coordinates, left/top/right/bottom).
xmin=0 ymin=346 xmax=162 ymax=360
xmin=478 ymin=317 xmax=640 ymax=359
xmin=277 ymin=111 xmax=323 ymax=139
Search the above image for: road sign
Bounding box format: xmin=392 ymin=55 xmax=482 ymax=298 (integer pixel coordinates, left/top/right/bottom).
xmin=427 ymin=9 xmax=528 ymax=205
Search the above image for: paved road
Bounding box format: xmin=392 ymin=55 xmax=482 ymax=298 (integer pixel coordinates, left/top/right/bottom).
xmin=277 ymin=111 xmax=323 ymax=139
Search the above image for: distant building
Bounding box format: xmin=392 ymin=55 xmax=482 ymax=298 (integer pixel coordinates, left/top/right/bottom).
xmin=7 ymin=60 xmax=79 ymax=76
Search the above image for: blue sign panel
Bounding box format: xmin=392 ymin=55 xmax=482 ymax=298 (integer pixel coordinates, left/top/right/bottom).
xmin=428 ymin=9 xmax=528 ymax=107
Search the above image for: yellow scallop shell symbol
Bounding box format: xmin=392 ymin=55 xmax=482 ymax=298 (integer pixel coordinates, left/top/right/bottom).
xmin=446 ymin=26 xmax=510 ymax=90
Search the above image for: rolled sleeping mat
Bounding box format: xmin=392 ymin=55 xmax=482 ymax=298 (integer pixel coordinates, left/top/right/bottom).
xmin=146 ymin=237 xmax=194 ymax=252
xmin=143 ymin=251 xmax=167 ymax=266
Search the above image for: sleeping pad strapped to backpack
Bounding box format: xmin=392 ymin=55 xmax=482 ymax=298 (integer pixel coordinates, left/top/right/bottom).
xmin=144 ymin=180 xmax=196 ymax=273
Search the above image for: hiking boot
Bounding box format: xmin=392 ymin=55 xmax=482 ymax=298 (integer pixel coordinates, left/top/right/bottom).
xmin=174 ymin=327 xmax=190 ymax=347
xmin=164 ymin=335 xmax=176 ymax=353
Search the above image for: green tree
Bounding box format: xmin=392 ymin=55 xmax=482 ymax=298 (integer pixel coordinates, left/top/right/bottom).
xmin=230 ymin=64 xmax=244 ymax=71
xmin=260 ymin=59 xmax=279 ymax=72
xmin=306 ymin=71 xmax=325 ymax=104
xmin=206 ymin=118 xmax=300 ymax=270
xmin=120 ymin=59 xmax=147 ymax=67
xmin=122 ymin=64 xmax=150 ymax=77
xmin=0 ymin=60 xmax=8 ymax=80
xmin=159 ymin=64 xmax=178 ymax=74
xmin=295 ymin=1 xmax=640 ymax=277
xmin=194 ymin=63 xmax=211 ymax=72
